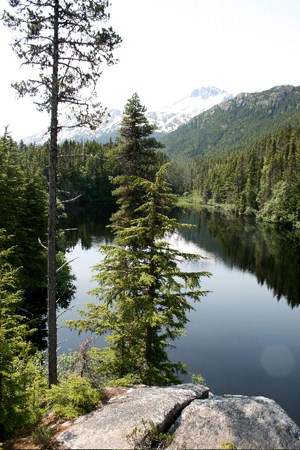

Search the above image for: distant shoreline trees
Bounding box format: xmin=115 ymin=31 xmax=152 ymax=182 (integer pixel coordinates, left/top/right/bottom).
xmin=191 ymin=125 xmax=300 ymax=227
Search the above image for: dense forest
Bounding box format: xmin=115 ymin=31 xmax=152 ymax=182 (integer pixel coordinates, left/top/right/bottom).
xmin=0 ymin=134 xmax=75 ymax=347
xmin=1 ymin=21 xmax=300 ymax=437
xmin=15 ymin=122 xmax=300 ymax=230
xmin=187 ymin=125 xmax=300 ymax=227
xmin=1 ymin=114 xmax=298 ymax=354
xmin=1 ymin=115 xmax=299 ymax=313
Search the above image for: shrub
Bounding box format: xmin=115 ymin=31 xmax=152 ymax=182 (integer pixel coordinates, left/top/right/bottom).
xmin=31 ymin=424 xmax=55 ymax=450
xmin=46 ymin=374 xmax=101 ymax=419
xmin=127 ymin=419 xmax=174 ymax=450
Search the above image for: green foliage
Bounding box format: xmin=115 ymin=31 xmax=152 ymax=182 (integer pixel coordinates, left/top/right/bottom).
xmin=3 ymin=0 xmax=122 ymax=388
xmin=0 ymin=350 xmax=47 ymax=439
xmin=126 ymin=418 xmax=174 ymax=450
xmin=0 ymin=135 xmax=48 ymax=297
xmin=2 ymin=0 xmax=121 ymax=125
xmin=31 ymin=425 xmax=55 ymax=450
xmin=0 ymin=134 xmax=76 ymax=348
xmin=114 ymin=92 xmax=163 ymax=177
xmin=57 ymin=350 xmax=79 ymax=380
xmin=190 ymin=372 xmax=206 ymax=385
xmin=45 ymin=374 xmax=101 ymax=419
xmin=57 ymin=339 xmax=108 ymax=388
xmin=110 ymin=93 xmax=164 ymax=227
xmin=67 ymin=95 xmax=210 ymax=385
xmin=0 ymin=233 xmax=47 ymax=439
xmin=176 ymin=191 xmax=205 ymax=208
xmin=57 ymin=139 xmax=116 ymax=209
xmin=218 ymin=441 xmax=237 ymax=449
xmin=20 ymin=138 xmax=117 ymax=211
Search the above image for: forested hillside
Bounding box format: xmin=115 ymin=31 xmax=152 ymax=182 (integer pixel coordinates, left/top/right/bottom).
xmin=190 ymin=125 xmax=300 ymax=226
xmin=162 ymin=85 xmax=300 ymax=159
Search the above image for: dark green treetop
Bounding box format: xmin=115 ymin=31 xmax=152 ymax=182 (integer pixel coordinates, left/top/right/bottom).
xmin=111 ymin=93 xmax=164 ymax=227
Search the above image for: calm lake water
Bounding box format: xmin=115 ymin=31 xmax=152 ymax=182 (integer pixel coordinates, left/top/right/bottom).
xmin=59 ymin=208 xmax=300 ymax=426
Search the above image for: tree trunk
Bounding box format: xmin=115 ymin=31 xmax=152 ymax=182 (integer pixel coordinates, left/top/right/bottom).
xmin=47 ymin=0 xmax=59 ymax=387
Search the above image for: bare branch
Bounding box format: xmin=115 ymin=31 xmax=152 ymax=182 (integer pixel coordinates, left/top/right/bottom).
xmin=38 ymin=237 xmax=48 ymax=251
xmin=56 ymin=256 xmax=79 ymax=273
xmin=61 ymin=193 xmax=84 ymax=204
xmin=57 ymin=305 xmax=74 ymax=319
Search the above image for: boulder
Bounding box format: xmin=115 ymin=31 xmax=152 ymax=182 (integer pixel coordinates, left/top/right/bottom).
xmin=57 ymin=386 xmax=300 ymax=450
xmin=57 ymin=384 xmax=208 ymax=449
xmin=169 ymin=394 xmax=300 ymax=449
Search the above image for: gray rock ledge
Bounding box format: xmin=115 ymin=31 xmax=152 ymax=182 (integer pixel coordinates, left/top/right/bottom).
xmin=169 ymin=394 xmax=300 ymax=449
xmin=57 ymin=384 xmax=300 ymax=450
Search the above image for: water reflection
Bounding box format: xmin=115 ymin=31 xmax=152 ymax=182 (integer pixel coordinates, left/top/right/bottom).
xmin=64 ymin=205 xmax=114 ymax=250
xmin=177 ymin=208 xmax=300 ymax=308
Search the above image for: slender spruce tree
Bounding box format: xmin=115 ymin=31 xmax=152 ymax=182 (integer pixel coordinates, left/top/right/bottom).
xmin=2 ymin=0 xmax=121 ymax=385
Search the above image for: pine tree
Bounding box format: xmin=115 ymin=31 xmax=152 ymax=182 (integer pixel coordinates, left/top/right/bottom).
xmin=68 ymin=165 xmax=210 ymax=385
xmin=2 ymin=0 xmax=121 ymax=385
xmin=111 ymin=93 xmax=164 ymax=227
xmin=116 ymin=93 xmax=163 ymax=178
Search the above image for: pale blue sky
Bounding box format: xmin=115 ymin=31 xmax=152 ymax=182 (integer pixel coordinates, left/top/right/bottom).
xmin=1 ymin=0 xmax=300 ymax=140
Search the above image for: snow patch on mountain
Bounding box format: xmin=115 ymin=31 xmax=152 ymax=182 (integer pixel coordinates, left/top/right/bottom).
xmin=148 ymin=86 xmax=231 ymax=132
xmin=23 ymin=86 xmax=232 ymax=144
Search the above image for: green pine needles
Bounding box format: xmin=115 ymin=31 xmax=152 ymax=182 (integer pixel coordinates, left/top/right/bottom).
xmin=0 ymin=231 xmax=47 ymax=439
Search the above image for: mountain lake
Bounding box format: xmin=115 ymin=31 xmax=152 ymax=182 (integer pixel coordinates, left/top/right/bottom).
xmin=58 ymin=207 xmax=300 ymax=426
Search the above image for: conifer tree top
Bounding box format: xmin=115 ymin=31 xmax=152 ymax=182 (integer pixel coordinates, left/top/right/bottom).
xmin=119 ymin=93 xmax=156 ymax=141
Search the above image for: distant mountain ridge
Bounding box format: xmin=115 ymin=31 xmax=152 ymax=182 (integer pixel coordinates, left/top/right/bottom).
xmin=162 ymin=85 xmax=300 ymax=159
xmin=23 ymin=86 xmax=231 ymax=144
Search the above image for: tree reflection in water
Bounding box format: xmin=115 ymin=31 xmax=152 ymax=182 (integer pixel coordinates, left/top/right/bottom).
xmin=177 ymin=207 xmax=300 ymax=308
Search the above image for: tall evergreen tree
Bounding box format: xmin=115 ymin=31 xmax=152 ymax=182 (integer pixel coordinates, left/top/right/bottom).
xmin=68 ymin=165 xmax=210 ymax=385
xmin=67 ymin=96 xmax=209 ymax=384
xmin=2 ymin=0 xmax=121 ymax=385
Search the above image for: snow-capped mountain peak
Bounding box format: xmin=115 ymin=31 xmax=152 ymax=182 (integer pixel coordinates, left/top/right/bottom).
xmin=146 ymin=86 xmax=231 ymax=133
xmin=190 ymin=86 xmax=225 ymax=99
xmin=23 ymin=86 xmax=232 ymax=144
